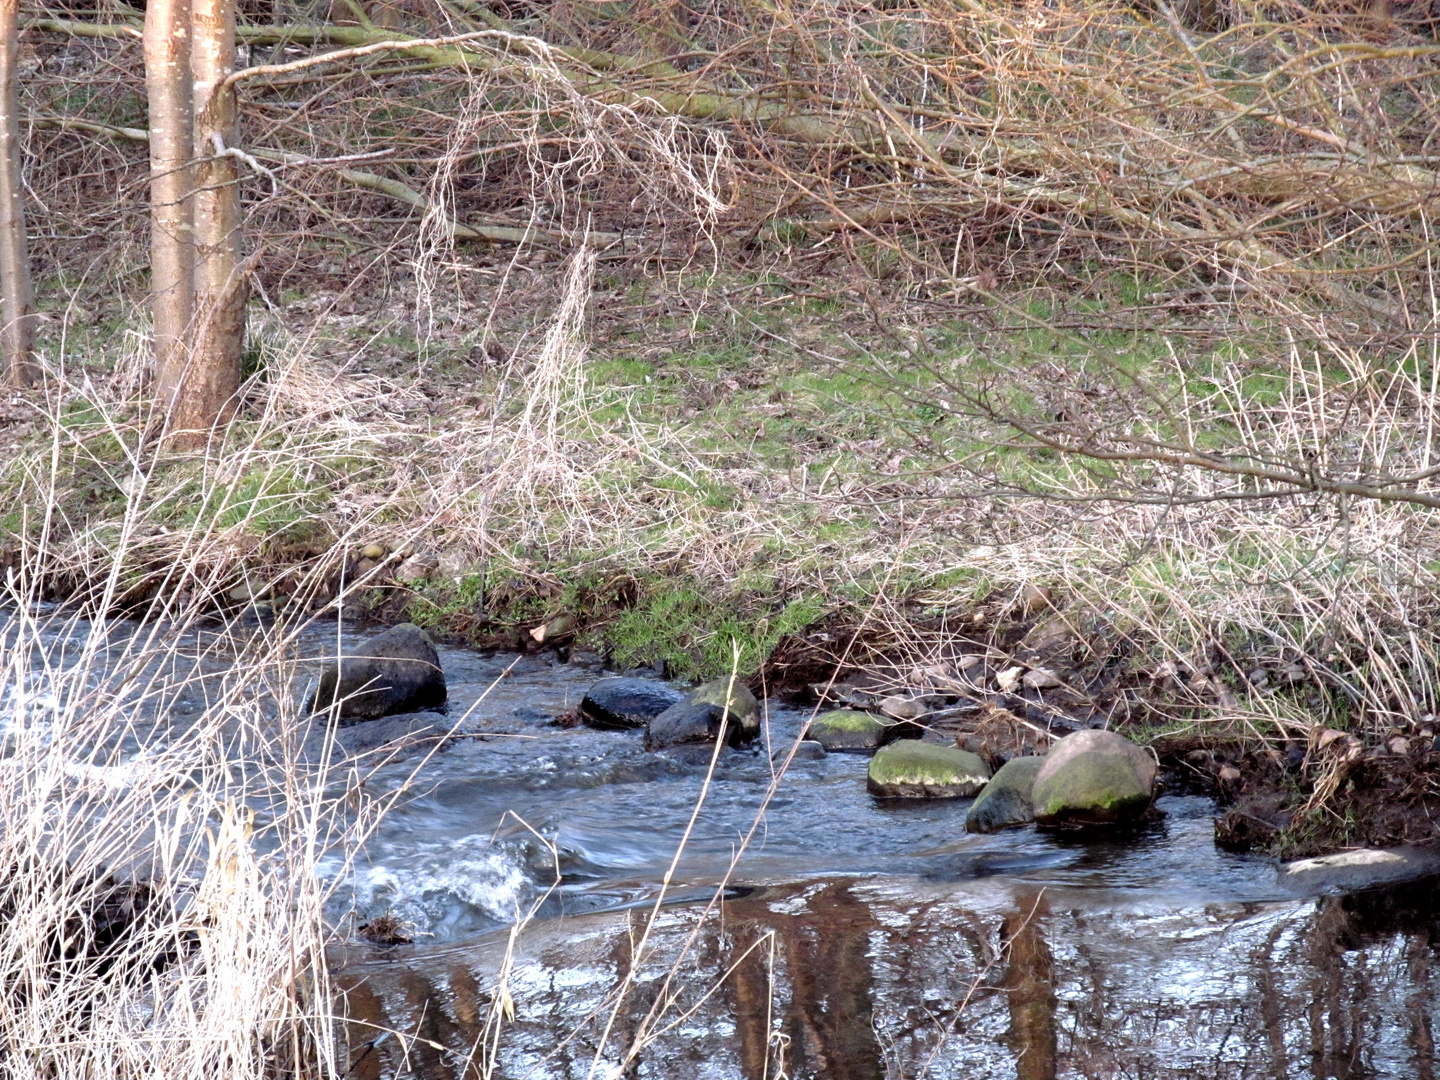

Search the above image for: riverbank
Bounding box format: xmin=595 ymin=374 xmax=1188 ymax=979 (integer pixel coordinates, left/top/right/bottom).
xmin=3 ymin=267 xmax=1437 ymax=860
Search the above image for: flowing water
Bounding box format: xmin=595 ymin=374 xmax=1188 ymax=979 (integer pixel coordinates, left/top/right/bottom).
xmin=16 ymin=615 xmax=1440 ymax=1079
xmin=321 ymin=630 xmax=1440 ymax=1080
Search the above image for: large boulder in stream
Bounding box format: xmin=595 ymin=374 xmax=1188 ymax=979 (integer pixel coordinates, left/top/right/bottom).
xmin=966 ymin=755 xmax=1045 ymax=833
xmin=645 ymin=678 xmax=760 ymax=750
xmin=866 ymin=742 xmax=990 ymax=798
xmin=806 ymin=709 xmax=898 ymax=752
xmin=306 ymin=623 xmax=447 ymax=723
xmin=1031 ymin=729 xmax=1156 ymax=827
xmin=580 ymin=677 xmax=684 ymax=730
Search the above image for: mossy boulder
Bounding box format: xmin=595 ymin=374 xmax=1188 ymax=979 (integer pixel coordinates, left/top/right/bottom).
xmin=866 ymin=742 xmax=991 ymax=798
xmin=581 ymin=677 xmax=684 ymax=730
xmin=1031 ymin=729 xmax=1156 ymax=827
xmin=646 ymin=677 xmax=760 ymax=749
xmin=806 ymin=710 xmax=891 ymax=752
xmin=965 ymin=756 xmax=1045 ymax=833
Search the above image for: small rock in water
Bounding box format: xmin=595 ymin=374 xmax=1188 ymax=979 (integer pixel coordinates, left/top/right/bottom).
xmin=307 ymin=623 xmax=447 ymax=723
xmin=646 ymin=678 xmax=760 ymax=749
xmin=581 ymin=677 xmax=684 ymax=730
xmin=1031 ymin=729 xmax=1156 ymax=827
xmin=966 ymin=756 xmax=1045 ymax=833
xmin=866 ymin=742 xmax=991 ymax=798
xmin=806 ymin=709 xmax=893 ymax=752
xmin=325 ymin=710 xmax=453 ymax=760
xmin=783 ymin=740 xmax=827 ymax=761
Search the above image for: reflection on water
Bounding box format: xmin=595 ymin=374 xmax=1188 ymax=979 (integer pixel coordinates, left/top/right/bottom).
xmin=1004 ymin=890 xmax=1055 ymax=1080
xmin=335 ymin=874 xmax=1440 ymax=1079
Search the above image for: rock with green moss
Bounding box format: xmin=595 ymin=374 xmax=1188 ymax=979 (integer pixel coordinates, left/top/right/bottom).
xmin=866 ymin=742 xmax=991 ymax=798
xmin=965 ymin=756 xmax=1045 ymax=833
xmin=646 ymin=677 xmax=760 ymax=749
xmin=806 ymin=709 xmax=891 ymax=752
xmin=1031 ymin=729 xmax=1156 ymax=827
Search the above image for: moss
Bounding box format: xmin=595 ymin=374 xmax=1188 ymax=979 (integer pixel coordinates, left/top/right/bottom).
xmin=866 ymin=743 xmax=991 ymax=798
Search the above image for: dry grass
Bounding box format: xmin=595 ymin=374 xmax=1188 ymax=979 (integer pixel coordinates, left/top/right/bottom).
xmin=1 ymin=0 xmax=1438 ymax=897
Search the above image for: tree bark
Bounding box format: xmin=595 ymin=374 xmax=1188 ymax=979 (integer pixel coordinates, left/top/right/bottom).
xmin=144 ymin=0 xmax=196 ymax=441
xmin=191 ymin=0 xmax=243 ymax=433
xmin=0 ymin=0 xmax=36 ymax=387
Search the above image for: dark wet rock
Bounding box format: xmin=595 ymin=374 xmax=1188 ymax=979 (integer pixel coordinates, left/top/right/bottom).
xmin=646 ymin=679 xmax=759 ymax=749
xmin=645 ymin=702 xmax=728 ymax=749
xmin=1278 ymin=846 xmax=1440 ymax=894
xmin=327 ymin=711 xmax=454 ymax=760
xmin=782 ymin=740 xmax=827 ymax=761
xmin=806 ymin=710 xmax=890 ymax=752
xmin=640 ymin=677 xmax=760 ymax=750
xmin=866 ymin=742 xmax=991 ymax=798
xmin=581 ymin=677 xmax=684 ymax=730
xmin=966 ymin=756 xmax=1045 ymax=833
xmin=307 ymin=623 xmax=447 ymax=723
xmin=1032 ymin=729 xmax=1156 ymax=827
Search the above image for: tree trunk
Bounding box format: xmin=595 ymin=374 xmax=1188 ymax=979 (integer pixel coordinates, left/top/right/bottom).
xmin=0 ymin=0 xmax=36 ymax=387
xmin=191 ymin=0 xmax=243 ymax=432
xmin=144 ymin=0 xmax=196 ymax=441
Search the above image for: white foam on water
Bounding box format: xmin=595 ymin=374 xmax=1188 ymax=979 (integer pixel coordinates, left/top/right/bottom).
xmin=343 ymin=833 xmax=540 ymax=938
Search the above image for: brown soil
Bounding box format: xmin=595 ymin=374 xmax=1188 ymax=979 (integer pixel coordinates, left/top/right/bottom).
xmin=1154 ymin=732 xmax=1440 ymax=859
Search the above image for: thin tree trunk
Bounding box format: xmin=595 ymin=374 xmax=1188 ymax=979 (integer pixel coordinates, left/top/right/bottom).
xmin=144 ymin=0 xmax=195 ymax=440
xmin=0 ymin=0 xmax=36 ymax=387
xmin=191 ymin=0 xmax=243 ymax=433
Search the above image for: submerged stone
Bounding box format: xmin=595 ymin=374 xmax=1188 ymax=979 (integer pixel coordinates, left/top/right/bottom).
xmin=306 ymin=623 xmax=446 ymax=723
xmin=581 ymin=677 xmax=684 ymax=730
xmin=866 ymin=742 xmax=991 ymax=798
xmin=966 ymin=755 xmax=1045 ymax=833
xmin=782 ymin=739 xmax=827 ymax=762
xmin=1031 ymin=729 xmax=1156 ymax=827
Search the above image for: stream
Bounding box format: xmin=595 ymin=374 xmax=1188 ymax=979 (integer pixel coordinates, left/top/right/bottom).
xmin=322 ymin=628 xmax=1440 ymax=1080
xmin=18 ymin=615 xmax=1440 ymax=1079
